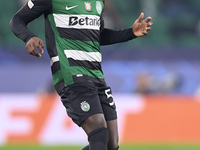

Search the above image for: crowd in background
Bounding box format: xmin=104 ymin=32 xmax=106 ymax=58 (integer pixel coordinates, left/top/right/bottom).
xmin=0 ymin=0 xmax=200 ymax=94
xmin=0 ymin=0 xmax=199 ymax=47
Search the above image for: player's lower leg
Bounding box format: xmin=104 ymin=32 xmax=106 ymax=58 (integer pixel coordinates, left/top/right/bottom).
xmin=81 ymin=114 xmax=109 ymax=150
xmin=88 ymin=127 xmax=109 ymax=150
xmin=107 ymin=120 xmax=119 ymax=150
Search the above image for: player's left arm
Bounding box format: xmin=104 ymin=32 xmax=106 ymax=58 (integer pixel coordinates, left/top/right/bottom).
xmin=9 ymin=0 xmax=52 ymax=57
xmin=100 ymin=12 xmax=153 ymax=45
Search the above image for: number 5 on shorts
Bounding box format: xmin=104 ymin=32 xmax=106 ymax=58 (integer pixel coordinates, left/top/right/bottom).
xmin=105 ymin=89 xmax=115 ymax=106
xmin=105 ymin=89 xmax=113 ymax=99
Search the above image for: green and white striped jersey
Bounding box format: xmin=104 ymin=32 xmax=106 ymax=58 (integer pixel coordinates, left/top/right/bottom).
xmin=47 ymin=0 xmax=105 ymax=93
xmin=10 ymin=0 xmax=136 ymax=94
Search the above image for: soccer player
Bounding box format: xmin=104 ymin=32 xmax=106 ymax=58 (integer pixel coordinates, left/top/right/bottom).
xmin=9 ymin=0 xmax=152 ymax=150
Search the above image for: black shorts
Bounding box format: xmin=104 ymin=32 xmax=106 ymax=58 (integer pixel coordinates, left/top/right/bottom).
xmin=60 ymin=82 xmax=117 ymax=126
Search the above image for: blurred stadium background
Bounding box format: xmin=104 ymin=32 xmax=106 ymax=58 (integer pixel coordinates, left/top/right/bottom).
xmin=1 ymin=0 xmax=200 ymax=149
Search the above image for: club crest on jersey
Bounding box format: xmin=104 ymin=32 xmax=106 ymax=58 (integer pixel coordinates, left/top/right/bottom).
xmin=85 ymin=2 xmax=91 ymax=11
xmin=96 ymin=1 xmax=102 ymax=15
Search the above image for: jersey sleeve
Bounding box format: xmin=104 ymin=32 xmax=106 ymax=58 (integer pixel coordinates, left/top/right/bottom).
xmin=9 ymin=0 xmax=52 ymax=43
xmin=100 ymin=18 xmax=137 ymax=46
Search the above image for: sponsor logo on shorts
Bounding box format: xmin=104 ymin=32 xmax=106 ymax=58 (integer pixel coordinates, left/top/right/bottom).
xmin=80 ymin=101 xmax=90 ymax=112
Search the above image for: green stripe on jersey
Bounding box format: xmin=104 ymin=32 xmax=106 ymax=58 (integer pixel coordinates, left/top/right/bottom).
xmin=51 ymin=0 xmax=104 ymax=16
xmin=52 ymin=70 xmax=63 ymax=85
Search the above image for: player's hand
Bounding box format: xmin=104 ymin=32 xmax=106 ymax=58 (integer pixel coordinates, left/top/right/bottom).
xmin=132 ymin=12 xmax=153 ymax=37
xmin=25 ymin=36 xmax=44 ymax=57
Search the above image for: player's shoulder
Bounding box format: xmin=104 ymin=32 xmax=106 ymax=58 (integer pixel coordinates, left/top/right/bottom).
xmin=30 ymin=0 xmax=52 ymax=6
xmin=27 ymin=0 xmax=52 ymax=11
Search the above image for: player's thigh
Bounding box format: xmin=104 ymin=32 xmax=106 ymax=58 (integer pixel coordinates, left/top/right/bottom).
xmin=107 ymin=119 xmax=119 ymax=149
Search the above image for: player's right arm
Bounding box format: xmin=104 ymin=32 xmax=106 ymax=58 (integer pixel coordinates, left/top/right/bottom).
xmin=9 ymin=0 xmax=52 ymax=57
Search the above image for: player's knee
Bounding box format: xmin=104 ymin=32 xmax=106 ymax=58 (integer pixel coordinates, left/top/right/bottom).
xmin=82 ymin=114 xmax=107 ymax=134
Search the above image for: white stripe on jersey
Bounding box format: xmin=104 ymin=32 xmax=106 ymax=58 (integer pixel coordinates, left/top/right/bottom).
xmin=53 ymin=14 xmax=100 ymax=30
xmin=64 ymin=50 xmax=102 ymax=62
xmin=51 ymin=56 xmax=59 ymax=66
